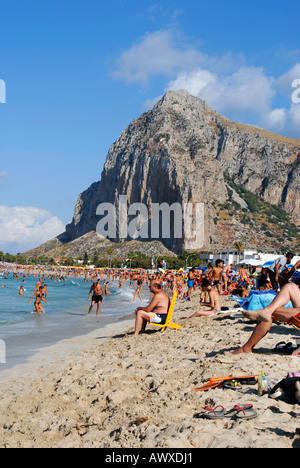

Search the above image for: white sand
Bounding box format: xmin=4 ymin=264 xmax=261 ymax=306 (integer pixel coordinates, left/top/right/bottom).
xmin=0 ymin=293 xmax=299 ymax=448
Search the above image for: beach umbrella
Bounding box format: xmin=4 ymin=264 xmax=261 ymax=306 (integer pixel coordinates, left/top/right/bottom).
xmin=236 ymin=259 xmax=263 ymax=267
xmin=262 ymin=261 xmax=274 ymax=268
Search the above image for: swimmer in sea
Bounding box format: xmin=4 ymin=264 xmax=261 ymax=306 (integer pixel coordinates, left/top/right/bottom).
xmin=105 ymin=282 xmax=111 ymax=296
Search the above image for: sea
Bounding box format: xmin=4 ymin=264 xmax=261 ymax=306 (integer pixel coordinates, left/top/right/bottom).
xmin=0 ymin=273 xmax=149 ymax=373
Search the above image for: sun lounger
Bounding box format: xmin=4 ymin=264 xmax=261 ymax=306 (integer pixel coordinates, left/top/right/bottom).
xmin=150 ymin=290 xmax=181 ymax=332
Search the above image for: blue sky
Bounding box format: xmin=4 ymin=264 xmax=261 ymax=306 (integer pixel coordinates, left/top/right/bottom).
xmin=0 ymin=0 xmax=300 ymax=253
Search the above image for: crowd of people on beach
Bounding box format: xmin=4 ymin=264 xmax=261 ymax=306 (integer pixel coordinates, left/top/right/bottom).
xmin=131 ymin=253 xmax=300 ymax=340
xmin=1 ymin=251 xmax=300 ymax=353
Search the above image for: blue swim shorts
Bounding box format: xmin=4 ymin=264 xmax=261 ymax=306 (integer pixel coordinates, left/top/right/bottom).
xmin=292 ymin=271 xmax=300 ymax=286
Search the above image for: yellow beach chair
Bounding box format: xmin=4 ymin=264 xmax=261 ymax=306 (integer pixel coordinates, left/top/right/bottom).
xmin=150 ymin=290 xmax=181 ymax=332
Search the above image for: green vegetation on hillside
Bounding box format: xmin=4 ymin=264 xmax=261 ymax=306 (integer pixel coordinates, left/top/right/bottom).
xmin=218 ymin=173 xmax=300 ymax=251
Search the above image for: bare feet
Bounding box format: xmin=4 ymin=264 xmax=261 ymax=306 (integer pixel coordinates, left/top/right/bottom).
xmin=232 ymin=345 xmax=253 ymax=355
xmin=242 ymin=310 xmax=272 ymax=323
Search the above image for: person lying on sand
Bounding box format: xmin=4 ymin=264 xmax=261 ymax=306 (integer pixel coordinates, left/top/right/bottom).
xmin=133 ymin=281 xmax=170 ymax=336
xmin=185 ymin=278 xmax=221 ymax=319
xmin=233 ymin=272 xmax=300 ymax=355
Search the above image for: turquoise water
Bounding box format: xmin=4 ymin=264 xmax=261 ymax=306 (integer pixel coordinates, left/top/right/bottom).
xmin=0 ymin=274 xmax=149 ymax=372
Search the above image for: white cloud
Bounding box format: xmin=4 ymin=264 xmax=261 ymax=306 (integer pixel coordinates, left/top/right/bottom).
xmin=167 ymin=66 xmax=275 ymax=120
xmin=276 ymin=63 xmax=300 ymax=96
xmin=112 ymin=29 xmax=300 ymax=138
xmin=0 ymin=206 xmax=65 ymax=253
xmin=167 ymin=68 xmax=218 ymax=100
xmin=111 ymin=29 xmax=204 ymax=85
xmin=167 ymin=65 xmax=300 ymax=137
xmin=165 ymin=62 xmax=300 ymax=137
xmin=264 ymin=108 xmax=287 ymax=131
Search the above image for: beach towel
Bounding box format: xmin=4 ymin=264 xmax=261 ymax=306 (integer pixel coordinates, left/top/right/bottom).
xmin=231 ymin=290 xmax=293 ymax=311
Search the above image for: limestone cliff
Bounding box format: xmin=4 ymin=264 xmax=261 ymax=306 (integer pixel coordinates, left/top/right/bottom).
xmin=63 ymin=89 xmax=300 ymax=253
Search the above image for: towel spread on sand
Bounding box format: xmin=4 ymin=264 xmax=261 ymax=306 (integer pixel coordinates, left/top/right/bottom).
xmin=231 ymin=290 xmax=293 ymax=311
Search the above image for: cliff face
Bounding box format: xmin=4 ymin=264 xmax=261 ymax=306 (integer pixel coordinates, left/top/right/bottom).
xmin=64 ymin=89 xmax=300 ymax=253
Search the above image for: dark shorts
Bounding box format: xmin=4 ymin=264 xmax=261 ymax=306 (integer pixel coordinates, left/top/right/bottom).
xmin=92 ymin=294 xmax=103 ymax=304
xmin=268 ymin=269 xmax=279 ymax=290
xmin=213 ymin=280 xmax=221 ymax=286
xmin=150 ymin=314 xmax=167 ymax=325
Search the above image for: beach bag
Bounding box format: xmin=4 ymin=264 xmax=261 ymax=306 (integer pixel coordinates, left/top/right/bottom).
xmin=270 ymin=377 xmax=300 ymax=404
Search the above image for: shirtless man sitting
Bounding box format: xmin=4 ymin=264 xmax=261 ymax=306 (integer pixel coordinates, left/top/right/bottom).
xmin=185 ymin=278 xmax=221 ymax=319
xmin=233 ymin=271 xmax=300 ymax=354
xmin=133 ymin=281 xmax=170 ymax=336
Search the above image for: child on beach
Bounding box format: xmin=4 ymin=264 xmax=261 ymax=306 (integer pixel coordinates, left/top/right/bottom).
xmin=185 ymin=278 xmax=221 ymax=319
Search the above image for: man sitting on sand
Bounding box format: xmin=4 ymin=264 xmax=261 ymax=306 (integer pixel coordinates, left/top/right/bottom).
xmin=233 ymin=271 xmax=300 ymax=354
xmin=185 ymin=278 xmax=221 ymax=319
xmin=133 ymin=281 xmax=170 ymax=336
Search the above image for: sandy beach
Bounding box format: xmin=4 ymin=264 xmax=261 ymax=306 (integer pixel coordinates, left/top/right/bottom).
xmin=0 ymin=292 xmax=299 ymax=448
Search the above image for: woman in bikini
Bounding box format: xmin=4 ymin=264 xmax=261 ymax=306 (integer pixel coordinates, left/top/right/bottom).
xmin=133 ymin=279 xmax=143 ymax=302
xmin=28 ymin=286 xmax=49 ymax=315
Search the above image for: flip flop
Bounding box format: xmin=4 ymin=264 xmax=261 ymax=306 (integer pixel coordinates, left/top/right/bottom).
xmin=224 ymin=380 xmax=242 ymax=390
xmin=224 ymin=404 xmax=258 ymax=419
xmin=202 ymin=405 xmax=226 ymax=420
xmin=239 ymin=379 xmax=257 ymax=386
xmin=235 ymin=404 xmax=258 ymax=420
xmin=224 ymin=406 xmax=241 ymax=418
xmin=273 ymin=342 xmax=298 ymax=355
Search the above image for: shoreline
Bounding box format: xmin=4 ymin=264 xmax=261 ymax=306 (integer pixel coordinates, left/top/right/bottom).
xmin=0 ymin=292 xmax=299 ymax=448
xmin=0 ymin=317 xmax=134 ymax=387
xmin=0 ymin=274 xmax=148 ymax=380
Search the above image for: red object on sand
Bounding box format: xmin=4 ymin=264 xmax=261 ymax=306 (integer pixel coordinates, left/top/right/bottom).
xmin=288 ymin=313 xmax=300 ymax=330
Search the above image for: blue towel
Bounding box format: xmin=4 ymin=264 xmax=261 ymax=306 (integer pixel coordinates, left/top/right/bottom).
xmin=231 ymin=290 xmax=293 ymax=311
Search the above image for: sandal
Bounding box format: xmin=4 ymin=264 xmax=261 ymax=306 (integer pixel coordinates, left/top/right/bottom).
xmin=203 ymin=405 xmax=226 ymax=420
xmin=235 ymin=404 xmax=258 ymax=420
xmin=273 ymin=342 xmax=297 ymax=355
xmin=224 ymin=380 xmax=242 ymax=390
xmin=224 ymin=404 xmax=258 ymax=420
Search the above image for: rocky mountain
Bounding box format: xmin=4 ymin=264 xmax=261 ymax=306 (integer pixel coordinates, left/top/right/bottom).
xmin=50 ymin=90 xmax=300 ymax=255
xmin=23 ymin=231 xmax=176 ymax=260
